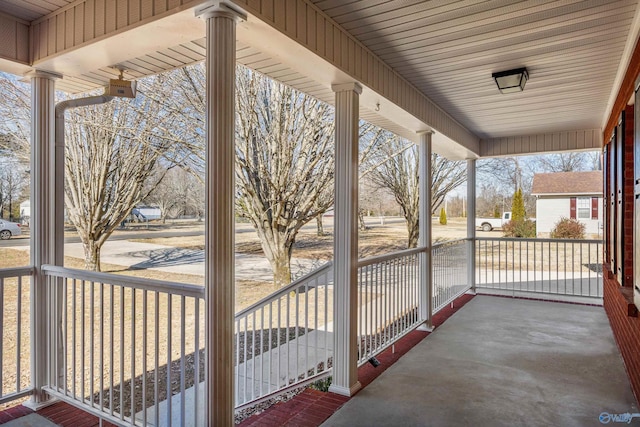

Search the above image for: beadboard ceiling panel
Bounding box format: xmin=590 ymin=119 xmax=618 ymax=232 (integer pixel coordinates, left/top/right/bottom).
xmin=310 ymin=0 xmax=640 ymax=139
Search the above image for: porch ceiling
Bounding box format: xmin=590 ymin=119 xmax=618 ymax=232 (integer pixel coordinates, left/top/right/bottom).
xmin=311 ymin=0 xmax=640 ymax=140
xmin=0 ymin=0 xmax=639 ymax=158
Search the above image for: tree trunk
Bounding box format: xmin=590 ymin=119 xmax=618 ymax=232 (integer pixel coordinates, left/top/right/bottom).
xmin=407 ymin=214 xmax=419 ymax=248
xmin=316 ymin=215 xmax=324 ymax=236
xmin=259 ymin=234 xmax=294 ymax=288
xmin=83 ymin=240 xmax=101 ymax=271
xmin=271 ymin=254 xmax=292 ymax=289
xmin=358 ymin=208 xmax=367 ymax=231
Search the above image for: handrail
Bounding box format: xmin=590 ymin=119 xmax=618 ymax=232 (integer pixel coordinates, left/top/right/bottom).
xmin=477 ymin=237 xmax=602 ymax=244
xmin=357 ymin=246 xmax=426 ymax=268
xmin=432 ymin=238 xmax=470 ymax=250
xmin=475 ymin=238 xmax=603 ymax=301
xmin=0 ymin=266 xmax=34 ymax=278
xmin=42 ymin=264 xmax=205 ymax=299
xmin=235 ymin=261 xmax=333 ymax=318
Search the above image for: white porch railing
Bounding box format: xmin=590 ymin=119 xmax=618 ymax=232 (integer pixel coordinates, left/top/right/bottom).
xmin=42 ymin=265 xmax=205 ymax=427
xmin=356 ymin=247 xmax=423 ymax=365
xmin=476 ymin=238 xmax=603 ymax=302
xmin=0 ymin=267 xmax=33 ymax=405
xmin=233 ymin=262 xmax=333 ymax=408
xmin=2 ymin=236 xmax=604 ymax=423
xmin=432 ymin=239 xmax=470 ymax=313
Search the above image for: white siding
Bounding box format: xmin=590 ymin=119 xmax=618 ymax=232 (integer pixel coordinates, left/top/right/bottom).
xmin=536 ymin=196 xmax=603 ymax=236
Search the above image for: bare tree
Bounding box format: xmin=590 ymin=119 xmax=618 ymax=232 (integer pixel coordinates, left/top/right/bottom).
xmin=234 ymin=67 xmax=335 ymax=287
xmin=0 ymin=159 xmax=29 ymax=220
xmin=476 ymin=182 xmax=507 ymax=218
xmin=0 ymin=75 xmax=30 ymax=164
xmin=535 ymin=152 xmax=594 ymax=172
xmin=479 ymin=157 xmax=527 ymax=194
xmin=64 ymin=84 xmax=186 ymax=270
xmin=0 ymin=73 xmax=194 ymax=269
xmin=365 ymin=132 xmax=466 ymax=248
xmin=144 ymin=166 xmax=204 ymax=222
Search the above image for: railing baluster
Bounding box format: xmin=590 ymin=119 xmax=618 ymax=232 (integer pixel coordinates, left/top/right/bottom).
xmin=268 ymin=301 xmax=273 ymax=391
xmin=16 ymin=277 xmax=21 ymax=394
xmin=119 ymin=285 xmax=124 ymax=421
xmin=166 ymin=294 xmax=172 ymax=424
xmin=130 ymin=288 xmax=136 ymax=420
xmin=99 ymin=282 xmax=104 ymax=412
xmin=180 ymin=295 xmax=186 ymax=427
xmin=474 ymin=238 xmax=602 ymax=302
xmin=154 ymin=292 xmax=160 ymax=426
xmin=194 ymin=298 xmax=200 ymax=427
xmin=142 ymin=289 xmax=147 ymax=427
xmin=90 ymin=280 xmax=95 ymax=408
xmin=82 ymin=279 xmax=87 ymax=406
xmin=110 ymin=283 xmax=114 ymax=417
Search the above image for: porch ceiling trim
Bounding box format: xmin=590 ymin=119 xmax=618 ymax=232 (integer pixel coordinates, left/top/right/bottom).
xmin=231 ymin=0 xmax=479 ymax=155
xmin=479 ymin=129 xmax=602 ymax=158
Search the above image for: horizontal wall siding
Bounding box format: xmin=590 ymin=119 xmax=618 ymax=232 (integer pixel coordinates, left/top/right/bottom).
xmin=480 ymin=129 xmax=602 ymax=157
xmin=0 ymin=13 xmax=29 ymax=64
xmin=233 ymin=0 xmax=478 ymax=150
xmin=30 ymin=0 xmax=204 ymax=62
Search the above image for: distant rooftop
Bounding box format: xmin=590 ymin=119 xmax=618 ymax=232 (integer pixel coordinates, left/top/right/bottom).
xmin=531 ymin=171 xmax=603 ymax=196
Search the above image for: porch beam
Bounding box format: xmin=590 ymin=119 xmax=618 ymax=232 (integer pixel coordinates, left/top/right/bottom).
xmin=467 ymin=159 xmax=476 ymax=293
xmin=418 ymin=131 xmax=433 ymax=330
xmin=25 ymin=70 xmax=59 ymax=409
xmin=329 ymin=82 xmax=362 ymax=397
xmin=198 ymin=2 xmax=246 ymax=425
xmin=0 ymin=12 xmax=29 ymax=68
xmin=479 ymin=129 xmax=602 ymax=157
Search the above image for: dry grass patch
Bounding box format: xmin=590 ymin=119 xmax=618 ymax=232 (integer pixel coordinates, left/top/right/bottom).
xmin=130 ymin=225 xmax=409 ymax=261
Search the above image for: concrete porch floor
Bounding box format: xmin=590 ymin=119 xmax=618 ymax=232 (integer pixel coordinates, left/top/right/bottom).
xmin=322 ymin=296 xmax=638 ymax=427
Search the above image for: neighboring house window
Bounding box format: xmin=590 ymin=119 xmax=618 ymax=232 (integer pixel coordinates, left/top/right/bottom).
xmin=570 ymin=197 xmax=594 ymax=219
xmin=577 ymin=197 xmax=591 ymax=219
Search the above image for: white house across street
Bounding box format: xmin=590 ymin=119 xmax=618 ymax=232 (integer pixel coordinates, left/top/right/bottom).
xmin=532 ymin=171 xmax=603 ymax=237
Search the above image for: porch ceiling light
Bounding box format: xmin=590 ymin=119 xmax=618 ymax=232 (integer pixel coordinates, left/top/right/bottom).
xmin=492 ymin=67 xmax=528 ymax=94
xmin=106 ymin=69 xmax=137 ymax=98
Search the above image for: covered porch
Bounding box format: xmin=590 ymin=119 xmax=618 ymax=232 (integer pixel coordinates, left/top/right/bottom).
xmin=0 ymin=1 xmax=639 ymax=426
xmin=2 ymin=293 xmax=635 ymax=426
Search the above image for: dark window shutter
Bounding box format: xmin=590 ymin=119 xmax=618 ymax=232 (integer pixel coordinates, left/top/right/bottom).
xmin=591 ymin=197 xmax=598 ymax=220
xmin=570 ymin=197 xmax=577 ymax=219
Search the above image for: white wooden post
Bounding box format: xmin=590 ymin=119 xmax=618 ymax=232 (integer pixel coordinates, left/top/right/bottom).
xmin=329 ymin=82 xmax=362 ymax=397
xmin=197 ymin=2 xmax=246 ymax=425
xmin=467 ymin=159 xmax=476 ymax=293
xmin=418 ymin=131 xmax=433 ymax=331
xmin=25 ymin=70 xmax=59 ymax=409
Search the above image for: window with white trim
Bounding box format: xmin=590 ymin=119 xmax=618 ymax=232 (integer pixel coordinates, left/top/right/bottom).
xmin=577 ymin=197 xmax=590 ymax=219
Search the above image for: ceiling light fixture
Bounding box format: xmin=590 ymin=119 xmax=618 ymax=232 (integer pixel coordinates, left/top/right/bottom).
xmin=492 ymin=67 xmax=528 ymax=94
xmin=107 ymin=68 xmax=137 ymax=98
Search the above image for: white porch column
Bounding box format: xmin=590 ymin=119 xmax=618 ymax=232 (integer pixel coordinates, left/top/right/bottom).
xmin=418 ymin=131 xmax=433 ymax=331
xmin=197 ymin=2 xmax=245 ymax=425
xmin=26 ymin=70 xmax=59 ymax=408
xmin=467 ymin=159 xmax=476 ymax=293
xmin=329 ymin=82 xmax=362 ymax=397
